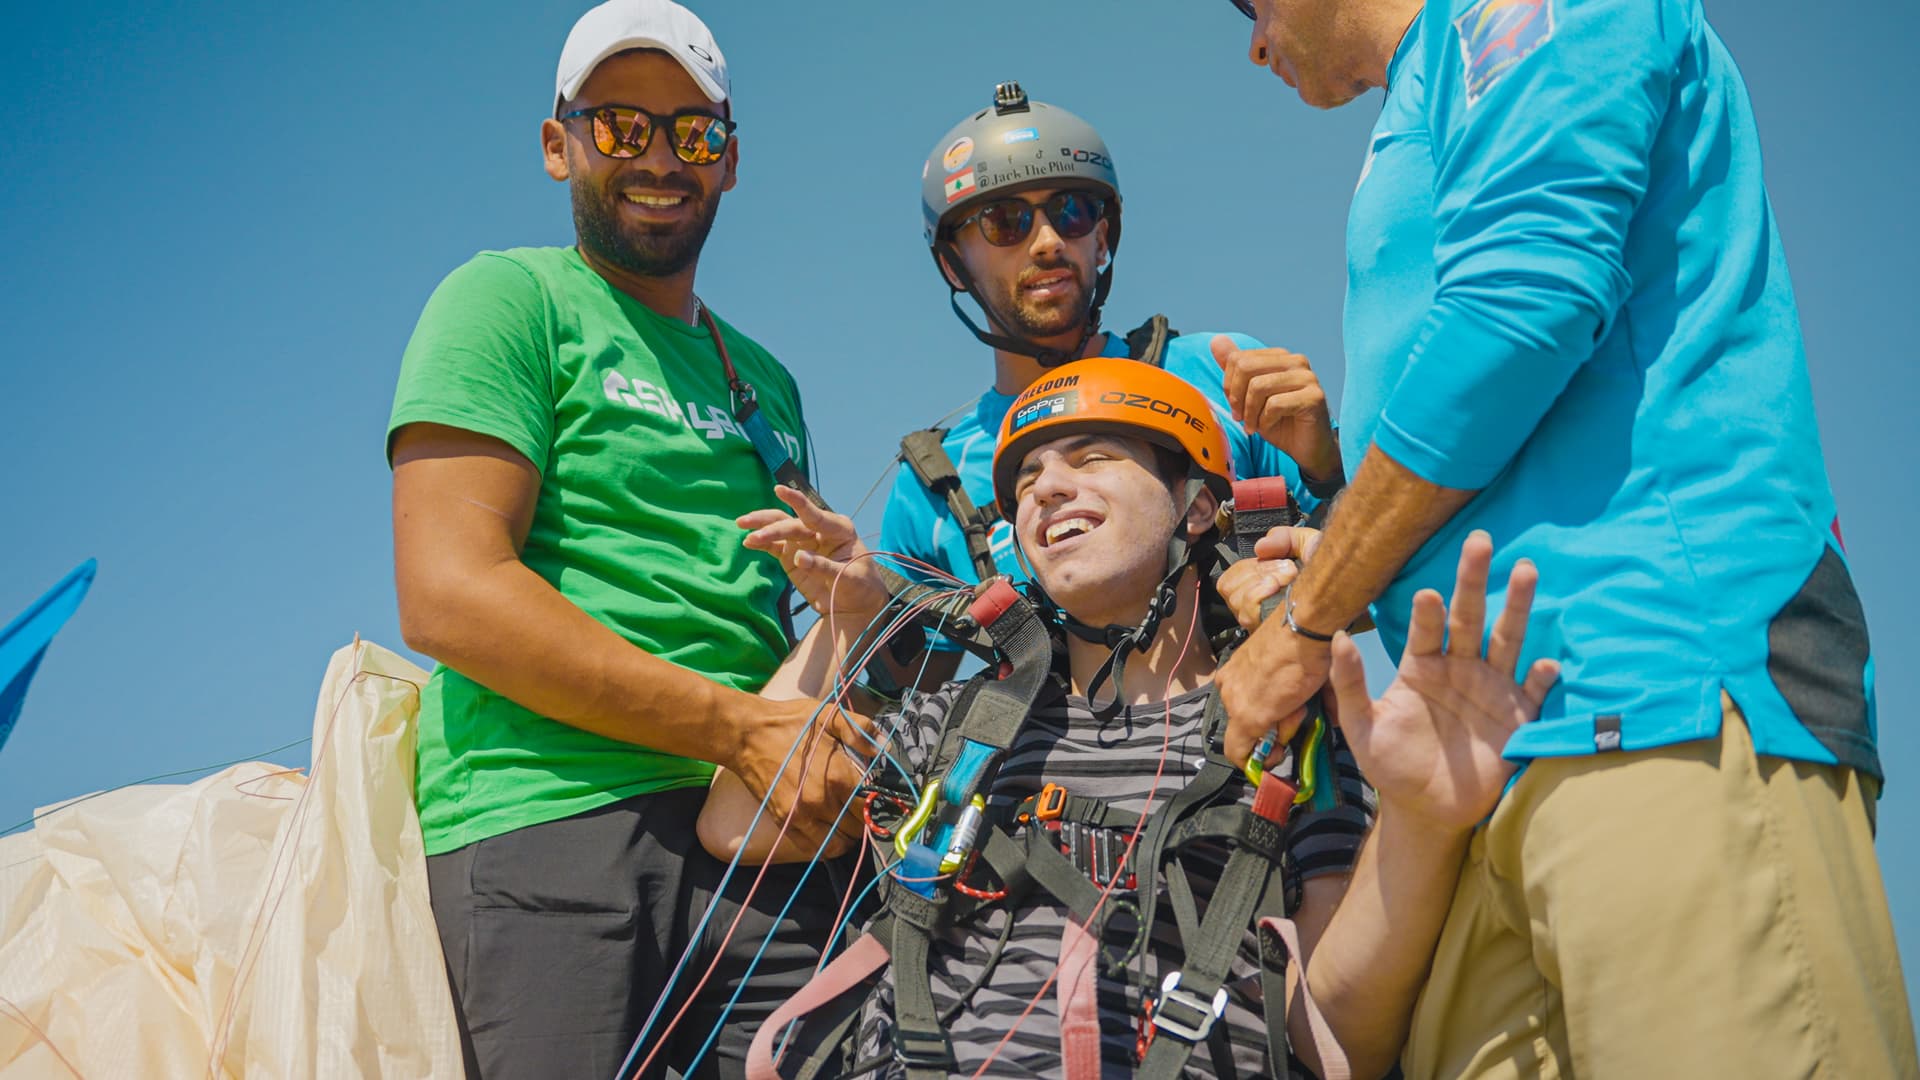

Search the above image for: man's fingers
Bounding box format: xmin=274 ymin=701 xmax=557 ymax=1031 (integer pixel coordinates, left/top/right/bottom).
xmin=777 ymin=485 xmax=840 ymax=534
xmin=1404 ymin=588 xmax=1447 ymax=656
xmin=1251 ymin=524 xmax=1319 ymax=563
xmin=1486 ymin=558 xmax=1538 ymax=677
xmin=742 ymin=519 xmax=817 ymax=555
xmin=737 ymin=508 xmax=792 ymax=530
xmin=1255 ymin=389 xmax=1327 ymax=435
xmin=1446 ymin=530 xmax=1493 ymax=657
xmin=1326 ymin=631 xmax=1373 ymax=735
xmin=1211 ymin=335 xmax=1249 ymax=419
xmin=1519 ymin=657 xmax=1561 ymax=711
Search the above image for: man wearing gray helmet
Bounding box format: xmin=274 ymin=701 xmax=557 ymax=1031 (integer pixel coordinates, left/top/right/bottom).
xmin=871 ymin=82 xmax=1346 ymax=684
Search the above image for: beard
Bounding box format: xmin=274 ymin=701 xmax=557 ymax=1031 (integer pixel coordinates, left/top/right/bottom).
xmin=983 ymin=259 xmax=1096 ymax=341
xmin=571 ymin=170 xmax=724 ymax=278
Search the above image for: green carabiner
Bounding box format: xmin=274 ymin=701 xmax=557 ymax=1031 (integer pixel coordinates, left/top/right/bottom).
xmin=893 ymin=779 xmax=943 ymax=859
xmin=1292 ymin=714 xmax=1326 ymax=807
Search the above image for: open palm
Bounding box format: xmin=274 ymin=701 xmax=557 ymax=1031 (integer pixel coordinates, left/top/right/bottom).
xmin=1327 ymin=531 xmax=1560 ymax=832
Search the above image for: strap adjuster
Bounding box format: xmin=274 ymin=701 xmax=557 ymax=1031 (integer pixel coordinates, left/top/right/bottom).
xmin=893 ymin=1025 xmax=955 ymax=1069
xmin=1149 ymin=970 xmax=1228 ymax=1044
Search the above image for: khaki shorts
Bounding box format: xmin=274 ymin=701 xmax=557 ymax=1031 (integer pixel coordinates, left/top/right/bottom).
xmin=1403 ymin=695 xmax=1917 ymax=1079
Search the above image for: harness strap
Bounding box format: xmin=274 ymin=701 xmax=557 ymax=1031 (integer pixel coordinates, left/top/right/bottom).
xmin=899 ymin=428 xmax=1003 ymax=584
xmin=744 ymin=932 xmax=891 ymax=1080
xmin=1135 ymin=772 xmax=1295 ymax=1080
xmin=886 ymin=890 xmax=957 ymax=1079
xmin=1057 ymin=919 xmax=1103 ymax=1080
xmin=1122 ymin=313 xmax=1177 ymax=368
xmin=1129 ymin=688 xmax=1240 ymax=962
xmin=1256 ymin=914 xmax=1352 ymax=1080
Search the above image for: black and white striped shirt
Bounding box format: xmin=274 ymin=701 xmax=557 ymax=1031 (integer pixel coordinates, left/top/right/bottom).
xmin=848 ymin=681 xmax=1373 ymax=1079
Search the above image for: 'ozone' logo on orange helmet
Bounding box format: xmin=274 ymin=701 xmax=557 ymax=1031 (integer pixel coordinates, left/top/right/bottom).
xmin=992 ymin=357 xmax=1233 ymax=520
xmin=1095 ymin=390 xmax=1207 ymax=432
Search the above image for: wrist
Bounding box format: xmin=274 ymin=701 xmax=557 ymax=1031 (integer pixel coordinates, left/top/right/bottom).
xmin=1374 ymin=796 xmax=1477 ymax=851
xmin=1282 ymin=581 xmax=1340 ymax=644
xmin=710 ymin=684 xmax=759 ymax=773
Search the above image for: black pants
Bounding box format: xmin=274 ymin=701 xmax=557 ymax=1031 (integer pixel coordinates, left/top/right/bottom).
xmin=426 ymin=788 xmax=850 ymax=1080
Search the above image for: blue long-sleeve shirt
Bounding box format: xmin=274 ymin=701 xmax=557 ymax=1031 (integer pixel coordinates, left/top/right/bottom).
xmin=1344 ymin=0 xmax=1878 ymax=776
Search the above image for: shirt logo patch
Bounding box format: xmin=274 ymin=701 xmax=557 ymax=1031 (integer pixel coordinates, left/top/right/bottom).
xmin=1454 ymin=0 xmax=1554 ymax=106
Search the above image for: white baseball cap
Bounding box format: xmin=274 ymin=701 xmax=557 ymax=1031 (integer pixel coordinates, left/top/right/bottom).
xmin=554 ymin=0 xmax=729 ymax=113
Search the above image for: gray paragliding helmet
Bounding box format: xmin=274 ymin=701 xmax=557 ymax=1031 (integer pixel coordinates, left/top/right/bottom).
xmin=919 ymin=81 xmax=1122 ymax=365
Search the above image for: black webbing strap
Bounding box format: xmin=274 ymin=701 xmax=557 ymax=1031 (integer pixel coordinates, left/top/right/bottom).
xmin=1123 ymin=313 xmax=1177 ymax=368
xmin=882 ymin=886 xmax=957 ymax=1079
xmin=898 ymin=428 xmax=1002 ymax=584
xmin=1128 ymin=690 xmax=1242 ymax=968
xmin=1136 ymin=811 xmax=1291 ymax=1080
xmin=781 ymin=986 xmax=868 ymax=1080
xmin=880 ymin=593 xmax=1055 ymax=1077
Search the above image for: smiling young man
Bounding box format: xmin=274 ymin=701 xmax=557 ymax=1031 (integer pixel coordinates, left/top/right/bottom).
xmin=386 ymin=3 xmax=866 ymax=1077
xmin=706 ymin=358 xmax=1561 ymax=1079
xmin=869 ymin=83 xmax=1345 ymax=686
xmin=1207 ymin=0 xmax=1917 ymax=1074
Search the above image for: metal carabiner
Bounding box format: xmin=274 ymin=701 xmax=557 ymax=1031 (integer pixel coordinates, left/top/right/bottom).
xmin=937 ymin=795 xmax=987 ymax=873
xmin=893 ymin=779 xmax=943 ymax=859
xmin=1241 ymin=710 xmax=1328 ymax=808
xmin=1291 ymin=714 xmax=1326 ymax=807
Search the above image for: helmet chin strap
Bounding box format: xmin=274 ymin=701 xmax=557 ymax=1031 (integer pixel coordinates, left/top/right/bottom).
xmin=1045 ymin=476 xmax=1208 ymax=719
xmin=936 ymin=238 xmax=1115 ymax=368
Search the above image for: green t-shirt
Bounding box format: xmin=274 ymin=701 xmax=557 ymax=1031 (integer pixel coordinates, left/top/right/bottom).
xmin=388 ymin=246 xmax=808 ymax=855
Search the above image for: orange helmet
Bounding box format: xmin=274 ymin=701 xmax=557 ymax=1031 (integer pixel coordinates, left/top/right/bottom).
xmin=992 ymin=356 xmax=1233 ymax=521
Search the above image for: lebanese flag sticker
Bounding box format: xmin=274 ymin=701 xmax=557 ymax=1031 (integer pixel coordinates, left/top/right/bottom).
xmin=944 ymin=167 xmax=977 ymax=204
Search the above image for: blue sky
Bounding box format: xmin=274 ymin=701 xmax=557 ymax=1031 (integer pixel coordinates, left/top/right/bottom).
xmin=3 ymin=0 xmax=1915 ymax=1016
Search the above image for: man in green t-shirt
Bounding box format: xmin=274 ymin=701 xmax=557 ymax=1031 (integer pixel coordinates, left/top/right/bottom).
xmin=386 ymin=3 xmax=864 ymax=1076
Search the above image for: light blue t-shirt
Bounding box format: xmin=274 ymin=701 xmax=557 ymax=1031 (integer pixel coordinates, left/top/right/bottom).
xmin=1343 ymin=0 xmax=1877 ymax=777
xmin=879 ymin=329 xmax=1314 ymax=650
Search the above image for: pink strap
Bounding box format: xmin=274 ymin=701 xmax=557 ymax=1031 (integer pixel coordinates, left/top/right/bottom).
xmin=746 ymin=932 xmax=891 ymax=1080
xmin=1056 ymin=919 xmax=1103 ymax=1080
xmin=1258 ymin=915 xmax=1351 ymax=1080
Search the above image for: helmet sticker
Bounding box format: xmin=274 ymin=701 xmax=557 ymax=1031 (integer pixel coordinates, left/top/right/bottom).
xmin=1002 ymin=127 xmax=1040 ymax=144
xmin=943 ymin=136 xmax=976 ymax=171
xmin=943 ymin=166 xmax=979 ymax=204
xmin=1011 ymin=391 xmax=1081 ymax=433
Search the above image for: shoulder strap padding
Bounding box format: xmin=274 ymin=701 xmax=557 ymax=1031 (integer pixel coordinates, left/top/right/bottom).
xmin=1123 ymin=314 xmax=1179 ymax=368
xmin=899 ymin=427 xmax=1001 ymax=583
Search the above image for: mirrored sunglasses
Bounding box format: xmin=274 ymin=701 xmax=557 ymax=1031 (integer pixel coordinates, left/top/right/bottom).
xmin=559 ymin=105 xmax=736 ymax=165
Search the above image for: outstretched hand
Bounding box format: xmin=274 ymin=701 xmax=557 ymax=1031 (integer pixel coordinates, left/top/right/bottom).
xmin=1326 ymin=531 xmax=1560 ymax=833
xmin=738 ymin=484 xmax=892 ymax=616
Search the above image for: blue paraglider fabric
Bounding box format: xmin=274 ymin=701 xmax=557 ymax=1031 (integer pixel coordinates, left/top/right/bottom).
xmin=0 ymin=559 xmax=96 ymax=756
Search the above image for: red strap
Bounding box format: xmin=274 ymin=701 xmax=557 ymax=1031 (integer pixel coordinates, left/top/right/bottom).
xmin=745 ymin=932 xmax=891 ymax=1080
xmin=1257 ymin=916 xmax=1351 ymax=1080
xmin=1056 ymin=919 xmax=1103 ymax=1080
xmin=968 ymin=578 xmax=1022 ymax=627
xmin=1251 ymin=773 xmax=1296 ymax=824
xmin=1231 ymin=476 xmax=1295 ymax=511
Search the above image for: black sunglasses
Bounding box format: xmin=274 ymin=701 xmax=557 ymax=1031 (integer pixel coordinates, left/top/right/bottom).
xmin=1229 ymin=0 xmax=1256 ymax=18
xmin=558 ymin=104 xmax=736 ymax=165
xmin=950 ymin=191 xmax=1108 ymax=248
